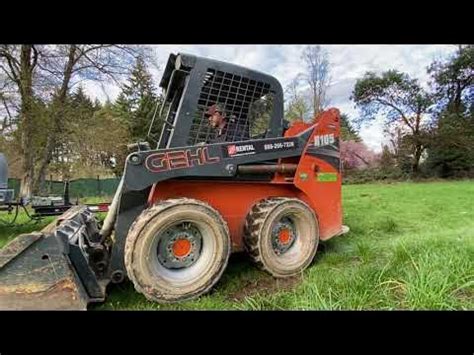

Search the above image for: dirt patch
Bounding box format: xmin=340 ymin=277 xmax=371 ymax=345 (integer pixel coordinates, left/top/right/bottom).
xmin=452 ymin=288 xmax=473 ymax=303
xmin=227 ymin=274 xmax=302 ymax=301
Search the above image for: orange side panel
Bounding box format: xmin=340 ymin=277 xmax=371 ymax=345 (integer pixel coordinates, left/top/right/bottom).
xmin=284 ymin=119 xmax=312 ymax=137
xmin=293 ymin=108 xmax=343 ymax=238
xmin=149 ymin=180 xmax=302 ymax=251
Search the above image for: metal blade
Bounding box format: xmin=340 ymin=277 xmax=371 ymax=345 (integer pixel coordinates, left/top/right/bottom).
xmin=0 ymin=233 xmax=89 ymax=310
xmin=0 ymin=206 xmax=107 ymax=310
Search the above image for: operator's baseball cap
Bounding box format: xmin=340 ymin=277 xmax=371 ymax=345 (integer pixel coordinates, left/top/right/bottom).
xmin=205 ymin=103 xmax=225 ymax=116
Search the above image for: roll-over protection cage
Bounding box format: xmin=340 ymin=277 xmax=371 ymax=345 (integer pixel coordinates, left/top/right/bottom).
xmin=155 ymin=53 xmax=285 ymax=149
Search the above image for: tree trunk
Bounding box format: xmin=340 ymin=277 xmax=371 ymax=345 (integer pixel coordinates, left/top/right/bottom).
xmin=19 ymin=170 xmax=33 ymax=198
xmin=412 ymin=144 xmax=423 ymax=175
xmin=34 ymin=159 xmax=49 ymax=195
xmin=32 ymin=45 xmax=77 ymax=193
xmin=18 ymin=45 xmax=35 ymax=198
xmin=313 ymin=89 xmax=322 ymax=117
xmin=33 ymin=134 xmax=57 ymax=195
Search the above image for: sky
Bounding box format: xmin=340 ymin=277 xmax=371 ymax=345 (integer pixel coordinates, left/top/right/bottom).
xmin=84 ymin=45 xmax=457 ymax=152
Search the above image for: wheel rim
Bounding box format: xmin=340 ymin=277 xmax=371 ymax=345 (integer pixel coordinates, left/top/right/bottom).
xmin=271 ymin=216 xmax=297 ymax=255
xmin=263 ymin=204 xmax=318 ymax=273
xmin=146 ymin=217 xmax=219 ymax=287
xmin=157 ymin=222 xmax=203 ymax=269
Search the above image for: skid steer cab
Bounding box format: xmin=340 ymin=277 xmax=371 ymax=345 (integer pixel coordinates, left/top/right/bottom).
xmin=0 ymin=53 xmax=349 ymax=310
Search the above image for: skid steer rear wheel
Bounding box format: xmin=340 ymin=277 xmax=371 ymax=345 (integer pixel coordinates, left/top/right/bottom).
xmin=125 ymin=198 xmax=231 ymax=303
xmin=244 ymin=197 xmax=319 ymax=278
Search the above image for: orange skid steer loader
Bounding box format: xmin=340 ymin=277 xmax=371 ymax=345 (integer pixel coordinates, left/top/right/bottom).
xmin=0 ymin=53 xmax=349 ymax=310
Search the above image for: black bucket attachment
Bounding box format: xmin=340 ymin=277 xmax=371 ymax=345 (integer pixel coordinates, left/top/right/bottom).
xmin=0 ymin=206 xmax=109 ymax=310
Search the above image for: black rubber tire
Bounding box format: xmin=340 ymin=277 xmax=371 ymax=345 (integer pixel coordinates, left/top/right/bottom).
xmin=244 ymin=197 xmax=319 ymax=278
xmin=124 ymin=198 xmax=231 ymax=303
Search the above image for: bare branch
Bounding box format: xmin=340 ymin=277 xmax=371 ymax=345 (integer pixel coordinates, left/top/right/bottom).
xmin=0 ymin=45 xmax=21 ymax=71
xmin=31 ymin=45 xmax=39 ymax=71
xmin=375 ymin=98 xmax=414 ymax=131
xmin=301 ymin=45 xmax=331 ymax=115
xmin=36 ymin=61 xmax=63 ymax=80
xmin=0 ymin=94 xmax=13 ymax=121
xmin=0 ymin=63 xmax=20 ymax=85
xmin=79 ymin=51 xmax=125 ymax=86
xmin=0 ymin=50 xmax=21 ymax=86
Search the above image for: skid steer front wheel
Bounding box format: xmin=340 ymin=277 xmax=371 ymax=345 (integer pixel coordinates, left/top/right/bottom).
xmin=244 ymin=198 xmax=319 ymax=278
xmin=125 ymin=198 xmax=231 ymax=303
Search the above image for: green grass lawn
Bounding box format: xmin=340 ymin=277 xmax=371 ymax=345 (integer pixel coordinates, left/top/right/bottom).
xmin=1 ymin=181 xmax=473 ymax=310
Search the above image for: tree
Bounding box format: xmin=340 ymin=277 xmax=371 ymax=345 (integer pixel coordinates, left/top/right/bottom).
xmin=0 ymin=82 xmax=17 ymax=134
xmin=352 ymin=70 xmax=433 ymax=174
xmin=428 ymin=45 xmax=473 ymax=114
xmin=284 ymin=77 xmax=310 ymax=121
xmin=382 ymin=123 xmax=415 ymax=174
xmin=0 ymin=44 xmax=148 ymax=196
xmin=301 ymin=45 xmax=331 ymax=117
xmin=114 ymin=92 xmax=131 ymax=120
xmin=93 ymin=98 xmax=103 ymax=111
xmin=340 ymin=113 xmax=361 ymax=142
xmin=49 ymin=94 xmax=131 ymax=179
xmin=71 ymin=86 xmax=95 ymax=112
xmin=426 ymin=45 xmax=474 ymax=177
xmin=340 ymin=140 xmax=378 ymax=170
xmin=79 ymin=103 xmax=130 ymax=177
xmin=0 ymin=45 xmax=39 ymax=197
xmin=46 ymin=87 xmax=102 ymax=183
xmin=114 ymin=56 xmax=163 ymax=145
xmin=426 ymin=112 xmax=474 ymax=177
xmin=35 ymin=45 xmax=148 ymax=193
xmin=379 ymin=144 xmax=396 ymax=173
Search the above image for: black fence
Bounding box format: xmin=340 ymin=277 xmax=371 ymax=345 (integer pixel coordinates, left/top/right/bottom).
xmin=8 ymin=177 xmax=121 ymax=199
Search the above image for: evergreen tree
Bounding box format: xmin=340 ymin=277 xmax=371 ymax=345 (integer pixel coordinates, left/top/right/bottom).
xmin=379 ymin=145 xmax=395 ymax=172
xmin=426 ymin=45 xmax=474 ymax=177
xmin=47 ymin=86 xmax=101 ymax=181
xmin=340 ymin=113 xmax=361 ymax=142
xmin=114 ymin=56 xmax=163 ymax=145
xmin=88 ymin=103 xmax=131 ymax=177
xmin=93 ymin=98 xmax=103 ymax=111
xmin=114 ymin=92 xmax=131 ymax=119
xmin=70 ymin=86 xmax=96 ymax=123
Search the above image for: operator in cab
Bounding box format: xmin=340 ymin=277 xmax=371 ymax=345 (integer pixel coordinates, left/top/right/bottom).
xmin=205 ymin=104 xmax=248 ymax=143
